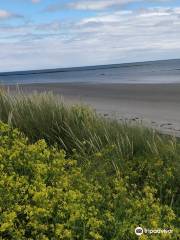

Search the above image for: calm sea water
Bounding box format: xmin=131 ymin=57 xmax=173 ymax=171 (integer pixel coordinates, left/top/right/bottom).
xmin=0 ymin=59 xmax=180 ymax=85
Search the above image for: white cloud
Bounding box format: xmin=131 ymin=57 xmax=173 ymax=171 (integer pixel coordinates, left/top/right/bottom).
xmin=68 ymin=0 xmax=175 ymax=10
xmin=31 ymin=0 xmax=41 ymax=3
xmin=45 ymin=0 xmax=140 ymax=12
xmin=0 ymin=9 xmax=23 ymax=20
xmin=0 ymin=10 xmax=13 ymax=19
xmin=0 ymin=7 xmax=180 ymax=71
xmin=45 ymin=0 xmax=177 ymax=12
xmin=68 ymin=0 xmax=134 ymax=10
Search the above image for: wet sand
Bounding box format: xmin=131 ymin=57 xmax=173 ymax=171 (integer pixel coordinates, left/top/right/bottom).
xmin=4 ymin=83 xmax=180 ymax=137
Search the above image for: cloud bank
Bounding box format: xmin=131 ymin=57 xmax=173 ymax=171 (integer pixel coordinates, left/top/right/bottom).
xmin=0 ymin=1 xmax=180 ymax=71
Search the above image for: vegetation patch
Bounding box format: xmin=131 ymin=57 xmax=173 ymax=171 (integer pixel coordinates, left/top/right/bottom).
xmin=0 ymin=90 xmax=179 ymax=239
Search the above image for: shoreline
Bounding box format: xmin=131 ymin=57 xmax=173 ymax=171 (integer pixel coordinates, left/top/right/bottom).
xmin=3 ymin=82 xmax=180 ymax=137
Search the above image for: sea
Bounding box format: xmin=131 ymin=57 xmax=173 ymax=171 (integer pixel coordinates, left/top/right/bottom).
xmin=0 ymin=59 xmax=180 ymax=85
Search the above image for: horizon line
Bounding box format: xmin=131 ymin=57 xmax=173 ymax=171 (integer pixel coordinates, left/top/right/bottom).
xmin=0 ymin=58 xmax=180 ymax=76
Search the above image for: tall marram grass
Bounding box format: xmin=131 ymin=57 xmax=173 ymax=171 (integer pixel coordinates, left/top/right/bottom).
xmin=0 ymin=89 xmax=177 ymax=158
xmin=0 ymin=89 xmax=180 ymax=239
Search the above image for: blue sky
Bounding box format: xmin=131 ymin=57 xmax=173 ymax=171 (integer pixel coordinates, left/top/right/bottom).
xmin=0 ymin=0 xmax=180 ymax=71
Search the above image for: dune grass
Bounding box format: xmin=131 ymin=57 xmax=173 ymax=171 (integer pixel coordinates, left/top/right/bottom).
xmin=0 ymin=89 xmax=179 ymax=239
xmin=0 ymin=89 xmax=175 ymax=156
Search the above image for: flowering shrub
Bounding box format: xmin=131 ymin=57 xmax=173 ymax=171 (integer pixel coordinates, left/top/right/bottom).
xmin=0 ymin=122 xmax=179 ymax=239
xmin=0 ymin=122 xmax=105 ymax=239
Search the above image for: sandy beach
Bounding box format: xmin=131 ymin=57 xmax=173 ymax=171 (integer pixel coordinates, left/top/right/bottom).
xmin=5 ymin=83 xmax=180 ymax=137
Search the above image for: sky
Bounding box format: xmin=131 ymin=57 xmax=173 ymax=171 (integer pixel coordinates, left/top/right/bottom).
xmin=0 ymin=0 xmax=180 ymax=71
